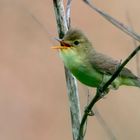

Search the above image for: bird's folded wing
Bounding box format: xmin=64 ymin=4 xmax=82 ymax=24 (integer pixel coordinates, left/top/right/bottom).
xmin=89 ymin=52 xmax=137 ymax=79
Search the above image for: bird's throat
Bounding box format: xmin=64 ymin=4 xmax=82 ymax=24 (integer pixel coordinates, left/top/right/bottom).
xmin=60 ymin=48 xmax=83 ymax=70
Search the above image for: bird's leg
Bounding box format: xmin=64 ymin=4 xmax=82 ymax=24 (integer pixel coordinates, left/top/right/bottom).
xmin=98 ymin=73 xmax=110 ymax=98
xmin=85 ymin=109 xmax=95 ymax=116
xmin=84 ymin=104 xmax=95 ymax=116
xmin=115 ymin=59 xmax=122 ymax=76
xmin=109 ymin=60 xmax=122 ymax=90
xmin=85 ymin=88 xmax=95 ymax=116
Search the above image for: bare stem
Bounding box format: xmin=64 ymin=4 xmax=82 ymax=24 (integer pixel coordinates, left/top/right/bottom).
xmin=53 ymin=1 xmax=81 ymax=140
xmin=66 ymin=0 xmax=72 ymax=28
xmin=83 ymin=0 xmax=140 ymax=42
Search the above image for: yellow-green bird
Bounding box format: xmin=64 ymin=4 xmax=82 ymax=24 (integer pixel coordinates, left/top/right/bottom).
xmin=52 ymin=29 xmax=140 ymax=90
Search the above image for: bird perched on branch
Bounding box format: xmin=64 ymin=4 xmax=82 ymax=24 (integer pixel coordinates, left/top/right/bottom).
xmin=52 ymin=29 xmax=140 ymax=90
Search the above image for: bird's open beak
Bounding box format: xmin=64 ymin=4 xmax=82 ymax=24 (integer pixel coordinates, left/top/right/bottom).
xmin=51 ymin=38 xmax=71 ymax=49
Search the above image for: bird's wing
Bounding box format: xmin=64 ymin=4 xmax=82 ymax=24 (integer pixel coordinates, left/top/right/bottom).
xmin=89 ymin=52 xmax=137 ymax=79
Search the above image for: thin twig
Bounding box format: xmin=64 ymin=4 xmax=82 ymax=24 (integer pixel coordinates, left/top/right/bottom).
xmin=102 ymin=47 xmax=140 ymax=91
xmin=20 ymin=6 xmax=56 ymax=45
xmin=94 ymin=107 xmax=117 ymax=140
xmin=53 ymin=1 xmax=81 ymax=140
xmin=85 ymin=89 xmax=117 ymax=140
xmin=66 ymin=0 xmax=72 ymax=28
xmin=86 ymin=89 xmax=117 ymax=139
xmin=126 ymin=12 xmax=140 ymax=77
xmin=83 ymin=0 xmax=140 ymax=42
xmin=78 ymin=45 xmax=140 ymax=140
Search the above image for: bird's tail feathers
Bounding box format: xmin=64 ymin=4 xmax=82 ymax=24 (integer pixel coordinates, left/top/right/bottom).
xmin=132 ymin=77 xmax=140 ymax=88
xmin=121 ymin=77 xmax=140 ymax=88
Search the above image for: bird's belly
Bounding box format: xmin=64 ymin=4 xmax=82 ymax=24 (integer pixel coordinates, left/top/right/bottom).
xmin=60 ymin=50 xmax=102 ymax=87
xmin=71 ymin=66 xmax=102 ymax=87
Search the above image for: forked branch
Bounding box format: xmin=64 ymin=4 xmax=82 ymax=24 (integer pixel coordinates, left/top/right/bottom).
xmin=78 ymin=45 xmax=140 ymax=140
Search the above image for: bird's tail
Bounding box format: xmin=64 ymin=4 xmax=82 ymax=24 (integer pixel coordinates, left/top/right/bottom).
xmin=132 ymin=78 xmax=140 ymax=88
xmin=121 ymin=77 xmax=140 ymax=88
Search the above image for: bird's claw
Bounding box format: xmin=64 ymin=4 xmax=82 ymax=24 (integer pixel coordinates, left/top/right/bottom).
xmin=97 ymin=87 xmax=110 ymax=98
xmin=84 ymin=106 xmax=95 ymax=116
xmin=87 ymin=110 xmax=95 ymax=116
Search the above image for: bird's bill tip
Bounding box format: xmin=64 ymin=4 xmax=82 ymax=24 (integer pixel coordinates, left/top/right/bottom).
xmin=51 ymin=46 xmax=68 ymax=49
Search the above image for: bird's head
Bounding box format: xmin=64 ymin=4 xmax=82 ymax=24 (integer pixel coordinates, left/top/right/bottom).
xmin=52 ymin=29 xmax=93 ymax=54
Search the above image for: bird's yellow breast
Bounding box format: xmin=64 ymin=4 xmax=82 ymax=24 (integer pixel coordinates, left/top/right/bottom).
xmin=60 ymin=48 xmax=83 ymax=70
xmin=59 ymin=48 xmax=103 ymax=87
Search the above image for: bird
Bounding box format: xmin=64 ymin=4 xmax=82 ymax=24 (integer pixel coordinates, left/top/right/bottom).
xmin=52 ymin=28 xmax=140 ymax=90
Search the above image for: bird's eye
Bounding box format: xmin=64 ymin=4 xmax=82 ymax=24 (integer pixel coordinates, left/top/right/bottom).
xmin=74 ymin=40 xmax=80 ymax=46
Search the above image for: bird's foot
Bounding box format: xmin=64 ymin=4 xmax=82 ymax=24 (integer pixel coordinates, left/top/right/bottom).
xmin=97 ymin=86 xmax=110 ymax=99
xmin=87 ymin=110 xmax=95 ymax=116
xmin=84 ymin=106 xmax=95 ymax=116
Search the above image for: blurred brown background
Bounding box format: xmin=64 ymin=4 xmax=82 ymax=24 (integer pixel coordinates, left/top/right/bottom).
xmin=0 ymin=0 xmax=140 ymax=140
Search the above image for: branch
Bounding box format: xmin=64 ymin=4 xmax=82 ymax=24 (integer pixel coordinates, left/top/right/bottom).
xmin=53 ymin=0 xmax=68 ymax=37
xmin=53 ymin=1 xmax=81 ymax=140
xmin=126 ymin=12 xmax=140 ymax=77
xmin=66 ymin=0 xmax=72 ymax=28
xmin=78 ymin=45 xmax=140 ymax=139
xmin=83 ymin=0 xmax=140 ymax=42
